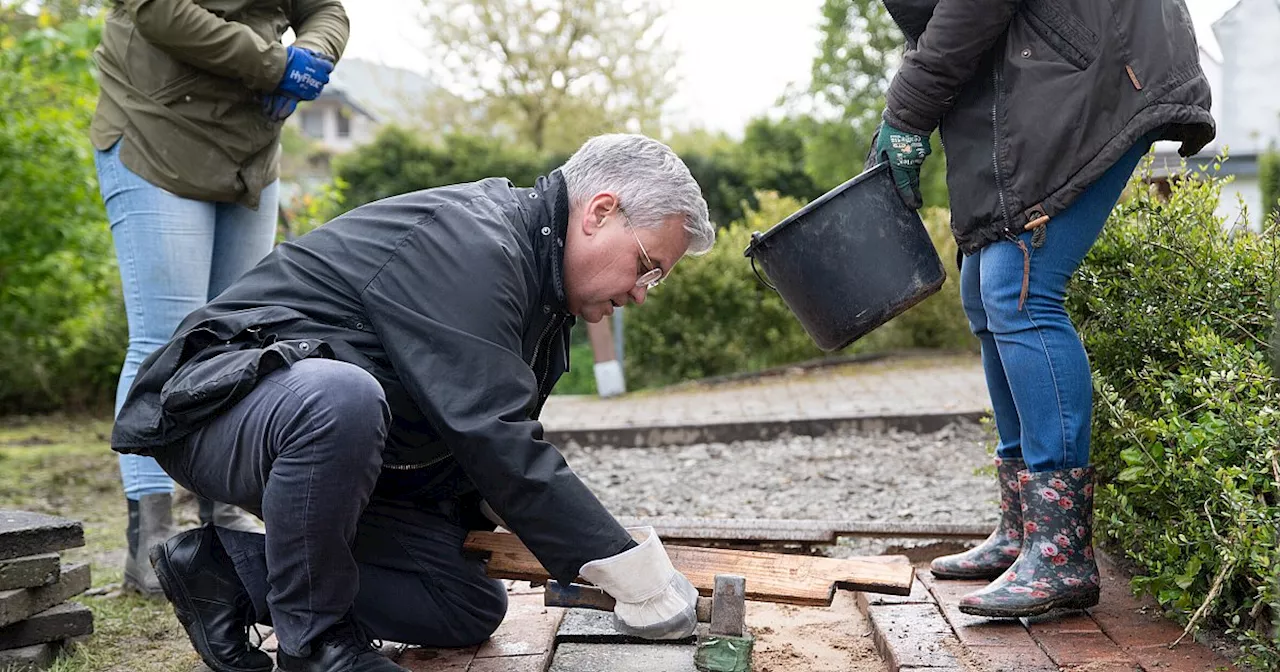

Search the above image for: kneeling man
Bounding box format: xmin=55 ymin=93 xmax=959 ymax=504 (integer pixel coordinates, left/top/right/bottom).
xmin=111 ymin=133 xmax=715 ymax=672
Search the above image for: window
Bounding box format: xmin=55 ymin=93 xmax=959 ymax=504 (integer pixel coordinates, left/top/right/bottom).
xmin=300 ymin=109 xmax=324 ymax=139
xmin=337 ymin=109 xmax=351 ymax=139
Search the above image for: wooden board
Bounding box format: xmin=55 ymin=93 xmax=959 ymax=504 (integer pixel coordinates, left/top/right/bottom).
xmin=463 ymin=531 xmax=914 ymax=607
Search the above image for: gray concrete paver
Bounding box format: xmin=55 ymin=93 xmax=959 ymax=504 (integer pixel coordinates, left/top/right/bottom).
xmin=541 ymin=354 xmax=986 ymax=433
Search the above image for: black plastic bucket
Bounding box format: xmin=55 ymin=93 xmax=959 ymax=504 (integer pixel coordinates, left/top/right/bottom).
xmin=743 ymin=163 xmax=947 ymax=352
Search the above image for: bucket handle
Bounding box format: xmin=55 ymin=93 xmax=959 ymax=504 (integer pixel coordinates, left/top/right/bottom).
xmin=750 ymin=255 xmax=777 ymax=292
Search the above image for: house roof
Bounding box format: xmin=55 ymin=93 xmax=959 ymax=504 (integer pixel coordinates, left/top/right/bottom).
xmin=326 ymin=58 xmax=436 ymax=127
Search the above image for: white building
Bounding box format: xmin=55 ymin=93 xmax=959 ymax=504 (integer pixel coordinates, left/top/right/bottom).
xmin=1152 ymin=0 xmax=1280 ymax=227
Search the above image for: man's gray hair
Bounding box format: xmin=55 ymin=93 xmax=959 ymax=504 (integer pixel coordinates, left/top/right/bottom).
xmin=560 ymin=134 xmax=715 ymax=255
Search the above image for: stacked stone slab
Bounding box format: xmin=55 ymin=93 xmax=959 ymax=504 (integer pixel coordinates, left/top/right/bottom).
xmin=0 ymin=511 xmax=94 ymax=672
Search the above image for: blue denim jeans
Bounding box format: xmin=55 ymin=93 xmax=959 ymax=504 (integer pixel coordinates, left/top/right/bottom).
xmin=95 ymin=140 xmax=279 ymax=500
xmin=961 ymin=137 xmax=1153 ymax=473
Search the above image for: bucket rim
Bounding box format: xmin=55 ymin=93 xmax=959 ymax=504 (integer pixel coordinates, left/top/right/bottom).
xmin=743 ymin=162 xmax=891 ymax=259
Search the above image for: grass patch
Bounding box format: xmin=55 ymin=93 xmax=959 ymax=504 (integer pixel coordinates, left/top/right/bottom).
xmin=0 ymin=415 xmax=199 ymax=672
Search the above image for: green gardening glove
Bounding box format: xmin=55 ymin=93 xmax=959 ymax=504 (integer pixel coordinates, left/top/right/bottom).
xmin=872 ymin=122 xmax=931 ymax=209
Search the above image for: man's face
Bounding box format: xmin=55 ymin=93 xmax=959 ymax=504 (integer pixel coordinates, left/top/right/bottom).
xmin=563 ymin=193 xmax=689 ymax=323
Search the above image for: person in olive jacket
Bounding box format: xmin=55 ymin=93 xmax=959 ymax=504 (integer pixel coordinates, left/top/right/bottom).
xmin=112 ymin=134 xmax=715 ymax=672
xmin=868 ymin=0 xmax=1214 ymax=618
xmin=89 ymin=0 xmax=348 ymax=600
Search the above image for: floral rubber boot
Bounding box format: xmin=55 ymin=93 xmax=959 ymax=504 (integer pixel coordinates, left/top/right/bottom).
xmin=958 ymin=466 xmax=1100 ymax=618
xmin=930 ymin=456 xmax=1025 ymax=580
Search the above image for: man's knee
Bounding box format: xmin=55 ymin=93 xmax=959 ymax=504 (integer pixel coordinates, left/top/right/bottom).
xmin=278 ymin=359 xmax=390 ymax=453
xmin=358 ymin=570 xmax=508 ymax=647
xmin=290 ymin=359 xmax=388 ymax=424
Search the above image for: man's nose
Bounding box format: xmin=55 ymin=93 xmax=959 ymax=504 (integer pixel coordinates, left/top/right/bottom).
xmin=628 ymin=285 xmax=648 ymax=305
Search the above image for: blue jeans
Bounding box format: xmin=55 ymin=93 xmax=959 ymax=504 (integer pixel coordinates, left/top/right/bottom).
xmin=961 ymin=137 xmax=1152 ymax=473
xmin=95 ymin=141 xmax=279 ymax=500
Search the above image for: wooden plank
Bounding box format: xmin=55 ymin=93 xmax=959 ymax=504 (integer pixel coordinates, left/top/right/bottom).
xmin=463 ymin=531 xmax=914 ymax=606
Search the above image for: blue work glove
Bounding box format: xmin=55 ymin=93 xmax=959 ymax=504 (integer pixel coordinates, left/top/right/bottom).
xmin=276 ymin=46 xmax=333 ymax=101
xmin=260 ymin=94 xmax=299 ymax=122
xmin=870 ymin=121 xmax=932 ymax=209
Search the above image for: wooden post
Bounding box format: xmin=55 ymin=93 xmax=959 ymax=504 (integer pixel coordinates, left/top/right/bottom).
xmin=586 ymin=320 xmax=625 ymax=397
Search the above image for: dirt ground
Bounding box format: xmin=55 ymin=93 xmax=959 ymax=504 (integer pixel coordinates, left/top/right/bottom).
xmin=749 ymin=590 xmax=887 ymax=672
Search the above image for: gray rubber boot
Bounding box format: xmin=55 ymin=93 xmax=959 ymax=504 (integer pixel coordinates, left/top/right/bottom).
xmin=198 ymin=497 xmax=265 ymax=534
xmin=124 ymin=493 xmax=176 ymax=597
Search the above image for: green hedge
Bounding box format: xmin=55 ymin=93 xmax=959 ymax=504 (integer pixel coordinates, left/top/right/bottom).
xmin=1068 ymin=163 xmax=1280 ymax=668
xmin=623 ymin=192 xmax=973 ymax=389
xmin=0 ymin=18 xmax=124 ymax=414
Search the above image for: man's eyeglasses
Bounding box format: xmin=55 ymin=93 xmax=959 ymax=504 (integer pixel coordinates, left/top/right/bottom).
xmin=616 ymin=205 xmax=664 ymax=289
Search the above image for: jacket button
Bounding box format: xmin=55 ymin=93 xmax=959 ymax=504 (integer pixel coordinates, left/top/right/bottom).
xmin=1021 ymin=48 xmax=1032 ymax=58
xmin=355 ymin=322 xmax=363 ymax=329
xmin=541 ymin=226 xmax=551 ymax=235
xmin=300 ymin=343 xmax=310 ymax=351
xmin=184 ymin=95 xmax=192 ymax=102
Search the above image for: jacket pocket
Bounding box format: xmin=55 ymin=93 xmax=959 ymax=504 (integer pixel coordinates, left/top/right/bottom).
xmin=160 ymin=338 xmax=333 ymax=427
xmin=1021 ymin=0 xmax=1098 ymax=70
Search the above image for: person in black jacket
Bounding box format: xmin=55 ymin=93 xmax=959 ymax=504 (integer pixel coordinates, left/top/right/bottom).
xmin=868 ymin=0 xmax=1214 ymax=619
xmin=112 ymin=134 xmax=715 ymax=672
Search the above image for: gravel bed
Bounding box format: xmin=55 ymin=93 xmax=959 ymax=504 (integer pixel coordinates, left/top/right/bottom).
xmin=562 ymin=421 xmax=1001 ymax=556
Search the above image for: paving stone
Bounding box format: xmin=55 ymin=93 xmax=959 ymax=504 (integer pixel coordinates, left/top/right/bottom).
xmin=548 ymin=642 xmax=695 ymax=672
xmin=0 ymin=563 xmax=90 ymax=628
xmin=475 ymin=593 xmax=563 ymax=659
xmin=866 ymin=604 xmax=961 ymax=671
xmin=1031 ymin=631 xmax=1138 ymax=667
xmin=0 ymin=602 xmax=93 ymax=650
xmin=397 ymin=645 xmax=477 ymax=672
xmin=555 ymin=608 xmax=699 ymax=645
xmin=0 ymin=641 xmax=58 ymax=671
xmin=1021 ymin=611 xmax=1103 ymax=634
xmin=0 ymin=512 xmax=83 ymax=562
xmin=856 ymin=577 xmax=935 ymax=609
xmin=468 ymin=654 xmax=547 ymax=672
xmin=0 ymin=555 xmax=59 ymax=592
xmin=1057 ymin=664 xmax=1141 ymax=671
xmin=964 ymin=644 xmax=1059 ymax=672
xmin=1125 ymin=643 xmax=1239 ymax=672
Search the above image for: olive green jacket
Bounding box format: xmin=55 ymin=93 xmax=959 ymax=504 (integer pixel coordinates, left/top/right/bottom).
xmin=90 ymin=0 xmax=348 ymax=208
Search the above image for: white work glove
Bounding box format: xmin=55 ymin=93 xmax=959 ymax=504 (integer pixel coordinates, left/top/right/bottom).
xmin=479 ymin=500 xmax=507 ymax=529
xmin=578 ymin=526 xmax=699 ymax=640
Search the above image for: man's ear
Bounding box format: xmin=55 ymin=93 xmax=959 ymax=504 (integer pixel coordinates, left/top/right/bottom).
xmin=582 ymin=192 xmax=619 ymax=235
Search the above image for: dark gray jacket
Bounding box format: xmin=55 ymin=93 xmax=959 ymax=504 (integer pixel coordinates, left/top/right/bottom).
xmin=881 ymin=0 xmax=1215 ymax=254
xmin=110 ymin=171 xmax=633 ymax=583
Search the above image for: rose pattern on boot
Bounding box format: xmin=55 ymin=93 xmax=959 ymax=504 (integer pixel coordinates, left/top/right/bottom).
xmin=930 ymin=457 xmax=1026 ymax=579
xmin=957 ymin=466 xmax=1100 ymax=617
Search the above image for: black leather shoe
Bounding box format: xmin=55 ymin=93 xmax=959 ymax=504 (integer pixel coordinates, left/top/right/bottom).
xmin=150 ymin=526 xmax=273 ymax=672
xmin=276 ymin=617 xmax=408 ymax=672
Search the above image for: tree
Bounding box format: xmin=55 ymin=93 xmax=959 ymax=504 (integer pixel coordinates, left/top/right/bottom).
xmin=417 ymin=0 xmax=677 ymax=154
xmin=792 ymin=0 xmax=947 ymax=205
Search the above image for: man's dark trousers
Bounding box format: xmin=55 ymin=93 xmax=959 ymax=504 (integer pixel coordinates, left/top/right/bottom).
xmin=153 ymin=358 xmax=508 ymax=658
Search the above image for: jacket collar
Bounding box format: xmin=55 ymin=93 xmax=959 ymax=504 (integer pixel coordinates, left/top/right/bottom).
xmin=527 ymin=169 xmax=571 ymax=314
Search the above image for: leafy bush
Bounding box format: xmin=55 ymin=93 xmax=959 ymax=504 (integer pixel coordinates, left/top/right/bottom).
xmin=333 ymin=127 xmax=552 ymax=209
xmin=1260 ymin=149 xmax=1280 ymax=224
xmin=1068 ymin=161 xmax=1280 ymax=668
xmin=624 ymin=193 xmax=972 ymax=389
xmin=0 ymin=16 xmax=124 ymax=413
xmin=623 ymin=192 xmax=822 ymax=389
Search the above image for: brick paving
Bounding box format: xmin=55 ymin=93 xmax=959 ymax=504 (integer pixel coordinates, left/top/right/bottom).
xmin=861 ymin=552 xmax=1240 ymax=672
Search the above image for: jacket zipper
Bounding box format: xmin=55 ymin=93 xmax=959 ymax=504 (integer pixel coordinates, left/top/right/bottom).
xmin=990 ymin=63 xmax=1012 ymax=232
xmin=531 ymin=314 xmax=564 ymax=399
